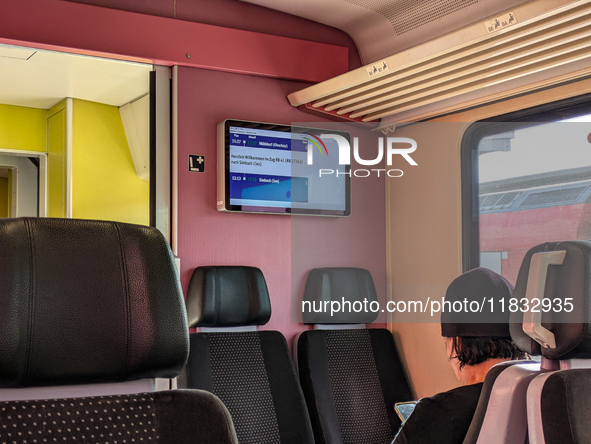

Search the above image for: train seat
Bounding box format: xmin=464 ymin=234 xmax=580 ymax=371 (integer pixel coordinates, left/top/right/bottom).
xmin=0 ymin=218 xmax=237 ymax=444
xmin=527 ymin=368 xmax=591 ymax=444
xmin=295 ymin=267 xmax=413 ymax=444
xmin=462 ymin=245 xmax=553 ymax=444
xmin=467 ymin=240 xmax=591 ymax=444
xmin=182 ymin=265 xmax=315 ymax=444
xmin=518 ymin=241 xmax=591 ymax=444
xmin=462 ymin=360 xmax=541 ymax=444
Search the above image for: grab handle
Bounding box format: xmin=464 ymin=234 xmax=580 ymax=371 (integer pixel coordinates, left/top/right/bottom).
xmin=522 ymin=250 xmax=566 ymax=349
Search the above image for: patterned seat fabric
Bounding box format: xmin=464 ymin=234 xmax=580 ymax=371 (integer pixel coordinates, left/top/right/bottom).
xmin=0 ymin=391 xmax=236 ymax=444
xmin=183 ymin=266 xmax=315 ymax=444
xmin=539 ymin=370 xmax=591 ymax=444
xmin=296 ymin=267 xmax=412 ymax=444
xmin=297 ymin=329 xmax=413 ymax=444
xmin=2 ymin=395 xmax=158 ymax=443
xmin=0 ymin=219 xmax=238 ymax=444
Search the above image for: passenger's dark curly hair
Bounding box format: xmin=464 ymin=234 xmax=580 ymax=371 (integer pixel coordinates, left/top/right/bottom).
xmin=450 ymin=337 xmax=526 ymax=369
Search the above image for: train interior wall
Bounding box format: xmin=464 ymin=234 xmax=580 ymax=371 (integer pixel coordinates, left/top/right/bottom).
xmin=10 ymin=0 xmax=590 ymax=401
xmin=62 ymin=0 xmax=362 ymax=70
xmin=0 ymin=0 xmax=441 ymax=399
xmin=0 ymin=100 xmax=147 ymax=223
xmin=0 ymin=103 xmax=46 ymax=217
xmin=177 ymin=67 xmax=388 ymax=343
xmin=71 ymin=99 xmax=149 ymax=225
xmin=389 ymin=77 xmax=591 ymax=398
xmin=56 ymin=0 xmax=389 ymax=347
xmin=0 ymin=104 xmax=46 ymax=152
xmin=47 ymin=100 xmax=67 ymax=217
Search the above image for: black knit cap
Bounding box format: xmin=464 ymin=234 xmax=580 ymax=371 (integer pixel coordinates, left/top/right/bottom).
xmin=441 ymin=267 xmax=514 ymax=338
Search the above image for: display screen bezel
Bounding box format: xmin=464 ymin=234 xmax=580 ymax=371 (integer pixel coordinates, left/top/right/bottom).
xmin=221 ymin=119 xmax=351 ymax=216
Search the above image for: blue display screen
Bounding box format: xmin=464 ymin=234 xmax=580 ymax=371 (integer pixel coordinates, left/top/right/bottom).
xmin=227 ymin=124 xmax=349 ymax=214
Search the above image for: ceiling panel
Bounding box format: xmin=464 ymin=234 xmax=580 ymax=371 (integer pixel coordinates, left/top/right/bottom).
xmin=240 ymin=0 xmax=533 ymax=64
xmin=0 ymin=44 xmax=151 ymax=109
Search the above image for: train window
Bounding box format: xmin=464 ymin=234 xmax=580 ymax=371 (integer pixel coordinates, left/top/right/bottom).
xmin=463 ymin=99 xmax=591 ymax=284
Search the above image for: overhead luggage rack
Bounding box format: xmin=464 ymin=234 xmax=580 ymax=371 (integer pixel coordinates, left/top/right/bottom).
xmin=288 ymin=0 xmax=591 ymax=124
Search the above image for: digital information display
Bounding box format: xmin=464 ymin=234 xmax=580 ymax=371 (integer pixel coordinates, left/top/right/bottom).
xmin=217 ymin=120 xmax=350 ymax=216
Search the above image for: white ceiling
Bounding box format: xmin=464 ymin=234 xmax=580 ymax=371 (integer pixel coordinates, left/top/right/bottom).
xmin=0 ymin=44 xmax=152 ymax=109
xmin=241 ymin=0 xmax=532 ymax=65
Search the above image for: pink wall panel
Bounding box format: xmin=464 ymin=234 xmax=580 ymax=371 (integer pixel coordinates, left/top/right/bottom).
xmin=63 ymin=0 xmax=175 ymax=18
xmin=177 ymin=67 xmax=296 ymax=340
xmin=173 ymin=0 xmax=362 ymax=70
xmin=290 ymin=126 xmax=387 ymax=328
xmin=63 ymin=0 xmax=362 ymax=70
xmin=177 ymin=67 xmax=386 ymax=344
xmin=0 ymin=0 xmax=347 ymax=83
xmin=7 ymin=0 xmax=375 ymax=342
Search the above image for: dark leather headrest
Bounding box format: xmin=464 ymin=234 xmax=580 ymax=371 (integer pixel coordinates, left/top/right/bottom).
xmin=0 ymin=218 xmax=189 ymax=388
xmin=302 ymin=268 xmax=378 ymax=324
xmin=186 ymin=266 xmax=271 ymax=328
xmin=511 ymin=241 xmax=591 ymax=359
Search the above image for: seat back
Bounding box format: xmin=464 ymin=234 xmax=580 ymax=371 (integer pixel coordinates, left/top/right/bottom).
xmin=298 ymin=328 xmax=412 ymax=444
xmin=0 ymin=389 xmax=236 ymax=443
xmin=296 ymin=267 xmax=412 ymax=444
xmin=518 ymin=241 xmax=591 ymax=444
xmin=460 ymin=260 xmax=544 ymax=444
xmin=470 ymin=240 xmax=591 ymax=444
xmin=528 ymin=369 xmax=591 ymax=444
xmin=0 ymin=218 xmax=188 ymax=389
xmin=303 ymin=267 xmax=379 ymax=325
xmin=463 ymin=361 xmax=540 ymax=444
xmin=463 ymin=242 xmax=584 ymax=444
xmin=183 ymin=265 xmax=314 ymax=444
xmin=0 ymin=218 xmax=237 ymax=444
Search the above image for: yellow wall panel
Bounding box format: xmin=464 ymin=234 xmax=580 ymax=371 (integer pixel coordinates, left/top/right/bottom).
xmin=47 ymin=101 xmax=66 ymax=218
xmin=0 ymin=177 xmax=8 ymax=218
xmin=72 ymin=99 xmax=148 ymax=225
xmin=0 ymin=104 xmax=46 ymax=152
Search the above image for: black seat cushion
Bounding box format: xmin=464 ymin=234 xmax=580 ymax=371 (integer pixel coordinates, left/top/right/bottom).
xmin=0 ymin=390 xmax=236 ymax=444
xmin=185 ymin=331 xmax=314 ymax=444
xmin=541 ymin=369 xmax=591 ymax=444
xmin=297 ymin=329 xmax=413 ymax=444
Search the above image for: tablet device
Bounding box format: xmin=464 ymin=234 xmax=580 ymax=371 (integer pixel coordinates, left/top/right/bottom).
xmin=395 ymin=401 xmax=418 ymax=423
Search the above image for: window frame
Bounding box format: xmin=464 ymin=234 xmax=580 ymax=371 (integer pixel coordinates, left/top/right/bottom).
xmin=461 ymin=92 xmax=591 ymax=271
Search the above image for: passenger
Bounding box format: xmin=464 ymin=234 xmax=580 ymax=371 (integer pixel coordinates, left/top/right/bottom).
xmin=392 ymin=268 xmax=525 ymax=444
